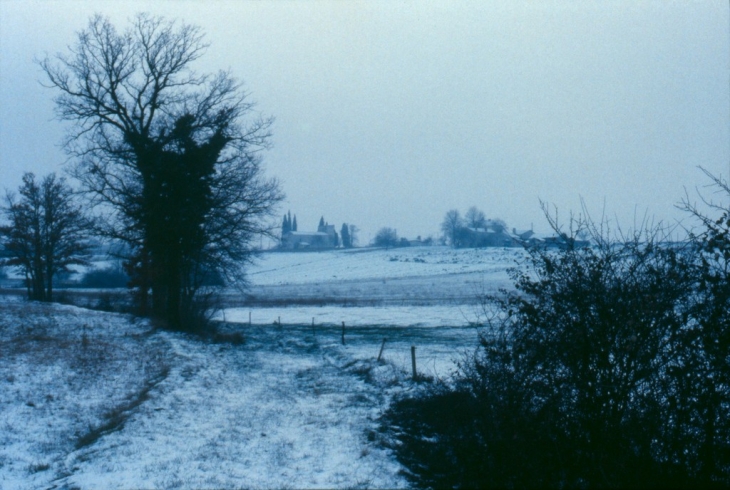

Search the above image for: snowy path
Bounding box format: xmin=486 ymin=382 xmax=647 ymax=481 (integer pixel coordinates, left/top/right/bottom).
xmin=50 ymin=326 xmax=408 ymax=489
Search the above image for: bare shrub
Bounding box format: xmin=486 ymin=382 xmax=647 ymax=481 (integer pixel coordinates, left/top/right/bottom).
xmin=383 ymin=203 xmax=726 ymax=488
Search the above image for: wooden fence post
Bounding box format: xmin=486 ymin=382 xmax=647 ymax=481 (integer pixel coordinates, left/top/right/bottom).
xmin=377 ymin=338 xmax=387 ymax=361
xmin=249 ymin=311 xmax=251 ymax=326
xmin=341 ymin=321 xmax=346 ymax=345
xmin=411 ymin=345 xmax=417 ymax=380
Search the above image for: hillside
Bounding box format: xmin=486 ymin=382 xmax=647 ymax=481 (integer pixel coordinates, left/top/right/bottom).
xmin=238 ymin=245 xmax=524 ymax=308
xmin=0 ymin=296 xmax=412 ymax=488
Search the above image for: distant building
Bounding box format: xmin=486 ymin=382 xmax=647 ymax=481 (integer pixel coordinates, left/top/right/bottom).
xmin=456 ymin=227 xmax=518 ymax=248
xmin=512 ymin=228 xmax=535 ymax=242
xmin=280 ymin=219 xmax=338 ymax=250
xmin=514 ymin=229 xmax=591 ymax=249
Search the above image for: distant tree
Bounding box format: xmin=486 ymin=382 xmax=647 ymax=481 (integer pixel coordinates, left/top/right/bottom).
xmin=282 ymin=213 xmax=291 ymax=236
xmin=341 ymin=223 xmax=352 ymax=248
xmin=318 ymin=216 xmax=325 ymax=231
xmin=487 ymin=218 xmax=508 ymax=233
xmin=465 ymin=206 xmax=486 ymax=229
xmin=398 ymin=237 xmax=411 ymax=247
xmin=374 ymin=227 xmax=398 ymax=248
xmin=1 ymin=172 xmax=89 ymax=301
xmin=292 ymin=214 xmax=298 ymax=232
xmin=349 ymin=224 xmax=359 ymax=247
xmin=441 ymin=209 xmax=463 ymax=247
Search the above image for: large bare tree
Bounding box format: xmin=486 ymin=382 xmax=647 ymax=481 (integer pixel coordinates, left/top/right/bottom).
xmin=40 ymin=14 xmax=283 ymax=329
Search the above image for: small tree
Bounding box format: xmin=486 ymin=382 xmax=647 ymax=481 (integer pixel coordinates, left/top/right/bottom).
xmin=374 ymin=227 xmax=398 ymax=248
xmin=465 ymin=206 xmax=486 ymax=229
xmin=1 ymin=173 xmax=89 ymax=301
xmin=349 ymin=224 xmax=359 ymax=247
xmin=441 ymin=209 xmax=463 ymax=247
xmin=340 ymin=223 xmax=351 ymax=248
xmin=282 ymin=213 xmax=291 ymax=236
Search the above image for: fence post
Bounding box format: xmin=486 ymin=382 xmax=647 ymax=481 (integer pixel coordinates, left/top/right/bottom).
xmin=411 ymin=345 xmax=417 ymax=380
xmin=377 ymin=338 xmax=387 ymax=361
xmin=341 ymin=321 xmax=346 ymax=345
xmin=249 ymin=311 xmax=251 ymax=326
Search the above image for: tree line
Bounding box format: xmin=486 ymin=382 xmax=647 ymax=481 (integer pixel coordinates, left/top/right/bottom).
xmin=441 ymin=206 xmax=510 ymax=248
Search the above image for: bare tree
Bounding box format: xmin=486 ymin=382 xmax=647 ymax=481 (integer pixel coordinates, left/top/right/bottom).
xmin=1 ymin=173 xmax=89 ymax=301
xmin=465 ymin=206 xmax=486 ymax=229
xmin=374 ymin=227 xmax=398 ymax=248
xmin=440 ymin=209 xmax=463 ymax=247
xmin=40 ymin=14 xmax=282 ymax=329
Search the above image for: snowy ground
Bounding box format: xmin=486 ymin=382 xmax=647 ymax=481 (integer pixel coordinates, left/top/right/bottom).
xmin=1 ymin=246 xmax=519 ymax=488
xmin=245 ymin=246 xmax=522 ymax=286
xmin=2 ymin=295 xmax=477 ymax=489
xmin=227 ymin=246 xmax=523 ymax=311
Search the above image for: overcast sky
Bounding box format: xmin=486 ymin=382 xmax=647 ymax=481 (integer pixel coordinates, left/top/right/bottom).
xmin=1 ymin=0 xmax=729 ymax=243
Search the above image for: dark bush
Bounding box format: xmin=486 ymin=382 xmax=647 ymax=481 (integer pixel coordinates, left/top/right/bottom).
xmin=383 ymin=205 xmax=729 ymax=488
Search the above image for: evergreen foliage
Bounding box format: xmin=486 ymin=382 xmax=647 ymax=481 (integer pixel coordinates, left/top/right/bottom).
xmin=282 ymin=213 xmax=291 ymax=236
xmin=341 ymin=223 xmax=351 ymax=248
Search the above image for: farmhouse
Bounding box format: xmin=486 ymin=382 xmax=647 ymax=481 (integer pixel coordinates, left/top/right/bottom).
xmin=456 ymin=227 xmax=518 ymax=248
xmin=280 ymin=219 xmax=338 ymax=250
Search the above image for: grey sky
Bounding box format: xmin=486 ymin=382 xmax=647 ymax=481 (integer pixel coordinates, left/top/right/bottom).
xmin=1 ymin=1 xmax=728 ymax=243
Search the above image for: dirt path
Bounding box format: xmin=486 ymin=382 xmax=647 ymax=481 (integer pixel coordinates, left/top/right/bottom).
xmin=55 ymin=325 xmax=408 ymax=489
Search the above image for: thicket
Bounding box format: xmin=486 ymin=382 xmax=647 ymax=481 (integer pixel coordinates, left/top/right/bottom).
xmin=384 ymin=194 xmax=730 ymax=488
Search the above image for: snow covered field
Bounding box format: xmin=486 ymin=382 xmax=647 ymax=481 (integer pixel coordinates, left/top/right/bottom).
xmin=225 ymin=247 xmax=524 ymax=314
xmin=245 ymin=246 xmax=522 ymax=286
xmin=224 ymin=245 xmax=524 ymax=326
xmin=1 ymin=246 xmax=521 ymax=488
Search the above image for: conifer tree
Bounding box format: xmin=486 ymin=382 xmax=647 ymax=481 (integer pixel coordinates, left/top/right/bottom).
xmin=292 ymin=214 xmax=298 ymax=231
xmin=341 ymin=223 xmax=351 ymax=248
xmin=282 ymin=213 xmax=291 ymax=235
